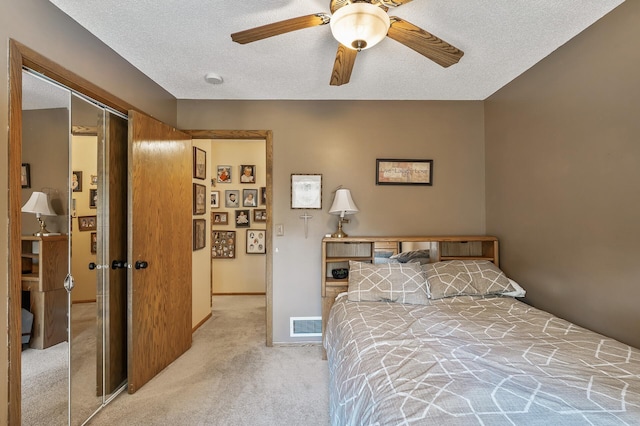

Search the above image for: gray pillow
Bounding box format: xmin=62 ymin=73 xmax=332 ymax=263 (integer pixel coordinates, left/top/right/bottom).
xmin=423 ymin=260 xmax=514 ymax=300
xmin=347 ymin=261 xmax=429 ymax=305
xmin=390 ymin=249 xmax=430 ymax=265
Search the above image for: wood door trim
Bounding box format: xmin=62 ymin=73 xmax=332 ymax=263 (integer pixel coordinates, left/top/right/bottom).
xmin=185 ymin=130 xmax=274 ymax=348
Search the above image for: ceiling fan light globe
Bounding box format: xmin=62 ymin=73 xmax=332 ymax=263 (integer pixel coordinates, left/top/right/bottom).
xmin=330 ymin=3 xmax=390 ymax=51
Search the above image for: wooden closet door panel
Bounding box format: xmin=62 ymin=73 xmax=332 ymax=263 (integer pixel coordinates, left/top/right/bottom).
xmin=127 ymin=110 xmax=192 ymax=394
xmin=102 ymin=111 xmax=128 ymax=394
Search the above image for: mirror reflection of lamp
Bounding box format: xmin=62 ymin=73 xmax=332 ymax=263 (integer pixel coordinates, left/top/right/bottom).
xmin=329 ymin=188 xmax=359 ymax=238
xmin=21 ymin=191 xmax=56 ymax=236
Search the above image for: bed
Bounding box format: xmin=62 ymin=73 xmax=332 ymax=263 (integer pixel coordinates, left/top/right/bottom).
xmin=324 ymin=258 xmax=640 ymax=425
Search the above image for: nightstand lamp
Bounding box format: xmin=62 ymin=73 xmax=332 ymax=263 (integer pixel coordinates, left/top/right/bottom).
xmin=329 ymin=188 xmax=359 ymax=238
xmin=21 ymin=191 xmax=56 ymax=236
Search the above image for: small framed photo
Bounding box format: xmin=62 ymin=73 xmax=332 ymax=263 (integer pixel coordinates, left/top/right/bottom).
xmin=243 ymin=189 xmax=258 ymax=207
xmin=240 ymin=165 xmax=256 ymax=184
xmin=21 ymin=163 xmax=31 ymax=188
xmin=193 ymin=147 xmax=206 ymax=180
xmin=212 ymin=211 xmax=228 ymax=225
xmin=193 ymin=219 xmax=206 ymax=250
xmin=246 ymin=229 xmax=266 ymax=254
xmin=225 ymin=190 xmax=240 ymax=208
xmin=253 ymin=209 xmax=267 ymax=222
xmin=235 ymin=209 xmax=250 ymax=228
xmin=260 ymin=187 xmax=267 ymax=205
xmin=78 ymin=215 xmax=97 ymax=232
xmin=217 ymin=165 xmax=232 ymax=183
xmin=376 ymin=159 xmax=433 ymax=186
xmin=90 ymin=175 xmax=98 ymax=186
xmin=89 ymin=188 xmax=98 ymax=209
xmin=193 ymin=183 xmax=206 ymax=215
xmin=211 ymin=190 xmax=220 ymax=208
xmin=212 ymin=230 xmax=236 ymax=259
xmin=90 ymin=232 xmax=97 ymax=254
xmin=291 ymin=174 xmax=322 ymax=209
xmin=72 ymin=171 xmax=83 ymax=192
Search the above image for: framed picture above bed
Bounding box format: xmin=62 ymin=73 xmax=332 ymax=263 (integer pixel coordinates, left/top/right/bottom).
xmin=376 ymin=159 xmax=433 ymax=186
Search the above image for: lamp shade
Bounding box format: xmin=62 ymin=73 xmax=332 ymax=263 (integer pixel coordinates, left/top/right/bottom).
xmin=21 ymin=191 xmax=56 ymax=216
xmin=330 ymin=3 xmax=390 ymax=51
xmin=329 ymin=189 xmax=359 ymax=217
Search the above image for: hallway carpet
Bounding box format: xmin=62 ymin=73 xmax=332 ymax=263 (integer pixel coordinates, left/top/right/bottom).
xmin=89 ymin=295 xmax=330 ymax=425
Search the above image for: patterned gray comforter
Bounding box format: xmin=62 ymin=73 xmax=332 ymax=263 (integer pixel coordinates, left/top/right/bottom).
xmin=324 ymin=294 xmax=640 ymax=425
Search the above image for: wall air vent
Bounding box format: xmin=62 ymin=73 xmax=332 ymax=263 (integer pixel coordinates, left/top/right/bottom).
xmin=290 ymin=317 xmax=322 ymax=337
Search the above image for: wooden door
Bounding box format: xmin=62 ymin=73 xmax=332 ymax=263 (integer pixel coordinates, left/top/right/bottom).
xmin=127 ymin=110 xmax=192 ymax=394
xmin=99 ymin=111 xmax=129 ymax=394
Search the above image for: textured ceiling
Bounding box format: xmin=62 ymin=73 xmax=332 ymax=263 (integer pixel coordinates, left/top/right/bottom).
xmin=47 ymin=0 xmax=624 ymax=101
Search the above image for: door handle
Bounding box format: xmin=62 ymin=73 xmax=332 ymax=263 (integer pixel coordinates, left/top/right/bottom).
xmin=89 ymin=262 xmax=96 ymax=270
xmin=112 ymin=260 xmax=127 ymax=269
xmin=135 ymin=260 xmax=149 ymax=270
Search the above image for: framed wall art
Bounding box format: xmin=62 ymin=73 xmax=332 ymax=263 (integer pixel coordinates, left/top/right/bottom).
xmin=253 ymin=209 xmax=266 ymax=222
xmin=193 ymin=183 xmax=206 ymax=215
xmin=211 ymin=190 xmax=220 ymax=208
xmin=72 ymin=170 xmax=82 ymax=192
xmin=212 ymin=211 xmax=228 ymax=225
xmin=235 ymin=209 xmax=250 ymax=228
xmin=193 ymin=147 xmax=206 ymax=180
xmin=78 ymin=215 xmax=97 ymax=231
xmin=376 ymin=159 xmax=433 ymax=186
xmin=246 ymin=229 xmax=266 ymax=254
xmin=21 ymin=163 xmax=31 ymax=188
xmin=291 ymin=174 xmax=322 ymax=209
xmin=89 ymin=189 xmax=98 ymax=209
xmin=193 ymin=219 xmax=206 ymax=250
xmin=225 ymin=190 xmax=240 ymax=208
xmin=240 ymin=165 xmax=256 ymax=183
xmin=216 ymin=165 xmax=232 ymax=183
xmin=90 ymin=232 xmax=97 ymax=254
xmin=243 ymin=189 xmax=258 ymax=207
xmin=260 ymin=186 xmax=267 ymax=205
xmin=212 ymin=231 xmax=236 ymax=259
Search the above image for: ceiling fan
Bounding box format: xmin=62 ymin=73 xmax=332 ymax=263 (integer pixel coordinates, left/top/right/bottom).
xmin=231 ymin=0 xmax=464 ymax=86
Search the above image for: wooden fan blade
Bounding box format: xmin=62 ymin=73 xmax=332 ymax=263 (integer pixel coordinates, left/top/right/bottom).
xmin=381 ymin=0 xmax=413 ymax=6
xmin=330 ymin=44 xmax=357 ymax=86
xmin=231 ymin=14 xmax=329 ymax=44
xmin=387 ymin=17 xmax=464 ymax=67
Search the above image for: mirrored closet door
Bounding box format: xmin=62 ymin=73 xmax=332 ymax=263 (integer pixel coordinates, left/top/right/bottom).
xmin=21 ymin=69 xmax=128 ymax=425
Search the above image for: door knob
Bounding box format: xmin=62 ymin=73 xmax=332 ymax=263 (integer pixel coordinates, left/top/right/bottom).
xmin=135 ymin=260 xmax=148 ymax=270
xmin=89 ymin=262 xmax=97 ymax=270
xmin=111 ymin=260 xmax=127 ymax=269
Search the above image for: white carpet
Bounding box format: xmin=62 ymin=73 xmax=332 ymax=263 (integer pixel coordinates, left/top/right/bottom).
xmin=87 ymin=295 xmax=330 ymax=425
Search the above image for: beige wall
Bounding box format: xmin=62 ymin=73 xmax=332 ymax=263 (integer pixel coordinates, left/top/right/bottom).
xmin=192 ymin=140 xmax=213 ymax=328
xmin=485 ymin=1 xmax=640 ymax=348
xmin=178 ymin=100 xmax=486 ymax=342
xmin=210 ymin=139 xmax=267 ymax=294
xmin=1 ymin=0 xmax=178 ymax=421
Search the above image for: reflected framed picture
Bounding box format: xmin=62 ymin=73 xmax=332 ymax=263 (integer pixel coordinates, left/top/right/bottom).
xmin=291 ymin=174 xmax=322 ymax=209
xmin=240 ymin=165 xmax=256 ymax=184
xmin=260 ymin=186 xmax=267 ymax=205
xmin=72 ymin=170 xmax=82 ymax=192
xmin=246 ymin=229 xmax=266 ymax=254
xmin=212 ymin=211 xmax=228 ymax=225
xmin=376 ymin=159 xmax=433 ymax=186
xmin=193 ymin=219 xmax=206 ymax=250
xmin=193 ymin=147 xmax=206 ymax=180
xmin=242 ymin=189 xmax=258 ymax=207
xmin=225 ymin=190 xmax=239 ymax=208
xmin=21 ymin=163 xmax=31 ymax=188
xmin=193 ymin=183 xmax=206 ymax=215
xmin=78 ymin=215 xmax=97 ymax=232
xmin=212 ymin=231 xmax=236 ymax=259
xmin=90 ymin=232 xmax=97 ymax=254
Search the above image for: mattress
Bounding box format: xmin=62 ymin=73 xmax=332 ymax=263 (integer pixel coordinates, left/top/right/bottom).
xmin=324 ymin=294 xmax=640 ymax=425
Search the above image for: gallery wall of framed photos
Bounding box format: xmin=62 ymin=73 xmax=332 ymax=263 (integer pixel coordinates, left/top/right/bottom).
xmin=209 ymin=139 xmax=267 ymax=294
